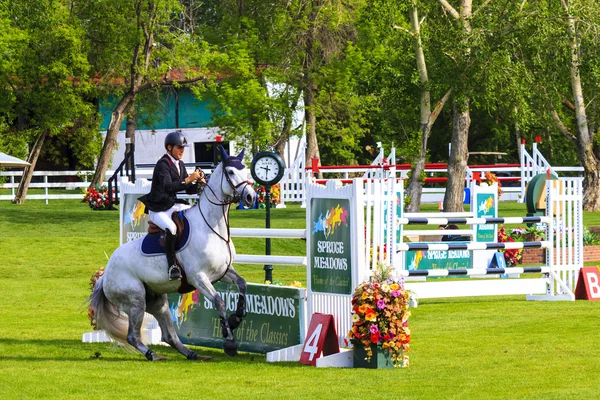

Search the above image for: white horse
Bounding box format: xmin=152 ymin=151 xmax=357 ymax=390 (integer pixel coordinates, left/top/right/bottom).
xmin=89 ymin=147 xmax=256 ymax=361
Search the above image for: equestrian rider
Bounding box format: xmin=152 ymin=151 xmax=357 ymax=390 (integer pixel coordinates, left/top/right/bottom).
xmin=138 ymin=130 xmax=202 ymax=280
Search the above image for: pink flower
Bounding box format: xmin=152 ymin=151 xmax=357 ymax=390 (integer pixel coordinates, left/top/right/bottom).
xmin=377 ymin=299 xmax=386 ymax=309
xmin=391 ymin=290 xmax=400 ymax=297
xmin=369 ymin=324 xmax=379 ymax=334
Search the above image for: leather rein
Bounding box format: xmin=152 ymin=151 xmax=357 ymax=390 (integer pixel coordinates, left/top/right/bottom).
xmin=196 ymin=163 xmax=252 ymax=281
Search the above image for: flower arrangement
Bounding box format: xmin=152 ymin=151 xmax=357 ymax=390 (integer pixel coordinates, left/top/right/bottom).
xmin=510 ymin=224 xmax=546 ymax=242
xmin=497 ymin=226 xmax=522 ymax=267
xmin=583 ymin=227 xmax=600 ymax=246
xmin=348 ymin=264 xmax=411 ymax=368
xmin=483 ymin=171 xmax=503 ymax=197
xmin=84 ymin=184 xmax=113 ymax=210
xmin=254 ymin=183 xmax=280 ymax=208
xmin=88 ymin=267 xmax=105 ymax=328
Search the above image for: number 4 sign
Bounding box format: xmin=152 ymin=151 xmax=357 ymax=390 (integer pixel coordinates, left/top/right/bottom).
xmin=299 ymin=313 xmax=340 ymax=366
xmin=575 ymin=267 xmax=600 ymax=300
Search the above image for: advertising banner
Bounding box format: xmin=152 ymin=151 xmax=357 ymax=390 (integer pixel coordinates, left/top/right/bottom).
xmin=168 ymin=283 xmax=305 ymax=354
xmin=406 ymin=247 xmax=472 ymax=270
xmin=309 ymin=198 xmax=352 ymax=294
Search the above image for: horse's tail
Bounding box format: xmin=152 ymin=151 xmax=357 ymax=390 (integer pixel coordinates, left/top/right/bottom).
xmin=88 ymin=276 xmax=131 ymax=348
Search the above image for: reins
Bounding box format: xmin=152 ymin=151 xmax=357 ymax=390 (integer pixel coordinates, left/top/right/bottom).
xmin=195 ymin=162 xmax=252 ymax=281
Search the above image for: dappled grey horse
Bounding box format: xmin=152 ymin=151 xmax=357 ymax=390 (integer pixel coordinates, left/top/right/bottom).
xmin=88 ymin=147 xmax=256 ymax=360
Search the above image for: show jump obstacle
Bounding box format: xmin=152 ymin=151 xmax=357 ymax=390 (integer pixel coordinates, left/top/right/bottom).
xmin=84 ymin=168 xmax=583 ymax=367
xmin=268 ymin=171 xmax=583 ymax=365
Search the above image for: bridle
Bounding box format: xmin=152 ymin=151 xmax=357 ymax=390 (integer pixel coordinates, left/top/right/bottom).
xmin=199 ymin=163 xmax=252 ymax=207
xmin=196 ymin=160 xmax=253 ymax=281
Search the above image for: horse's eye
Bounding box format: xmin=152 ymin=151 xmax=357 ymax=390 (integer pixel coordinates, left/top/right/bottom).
xmin=228 ymin=170 xmax=235 ymax=175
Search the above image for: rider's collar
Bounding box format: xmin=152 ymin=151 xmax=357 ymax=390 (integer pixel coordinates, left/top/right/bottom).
xmin=223 ymin=156 xmax=244 ymax=170
xmin=166 ymin=153 xmax=179 ymax=165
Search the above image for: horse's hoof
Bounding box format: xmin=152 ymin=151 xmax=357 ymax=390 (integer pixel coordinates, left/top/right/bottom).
xmin=187 ymin=352 xmax=212 ymax=361
xmin=228 ymin=313 xmax=242 ymax=330
xmin=145 ymin=349 xmax=167 ymax=361
xmin=223 ymin=339 xmax=238 ymax=357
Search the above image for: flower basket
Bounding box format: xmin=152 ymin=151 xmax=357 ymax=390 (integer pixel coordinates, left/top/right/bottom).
xmin=348 ymin=264 xmax=411 ymax=368
xmin=353 ymin=343 xmax=397 ymax=369
xmin=83 ymin=184 xmax=114 ymax=211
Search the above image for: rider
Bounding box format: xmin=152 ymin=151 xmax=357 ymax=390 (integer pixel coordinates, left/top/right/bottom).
xmin=138 ymin=130 xmax=203 ymax=280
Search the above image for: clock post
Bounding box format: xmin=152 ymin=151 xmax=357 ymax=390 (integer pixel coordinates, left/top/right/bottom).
xmin=250 ymin=151 xmax=285 ymax=283
xmin=264 ymin=185 xmax=273 ymax=282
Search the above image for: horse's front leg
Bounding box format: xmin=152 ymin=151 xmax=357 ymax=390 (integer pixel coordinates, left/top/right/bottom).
xmin=191 ymin=272 xmax=238 ymax=356
xmin=221 ymin=267 xmax=247 ymax=331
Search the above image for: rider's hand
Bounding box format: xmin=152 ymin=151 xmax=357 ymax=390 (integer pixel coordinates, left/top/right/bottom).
xmin=188 ymin=171 xmax=201 ymax=183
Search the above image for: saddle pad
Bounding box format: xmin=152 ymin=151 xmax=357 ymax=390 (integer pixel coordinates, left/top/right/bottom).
xmin=141 ymin=213 xmax=191 ymax=256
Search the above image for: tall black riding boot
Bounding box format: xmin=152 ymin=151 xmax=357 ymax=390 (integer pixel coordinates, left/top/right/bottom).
xmin=165 ymin=230 xmax=181 ymax=280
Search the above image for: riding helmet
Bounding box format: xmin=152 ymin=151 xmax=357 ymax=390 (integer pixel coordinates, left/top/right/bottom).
xmin=164 ymin=130 xmax=189 ymax=150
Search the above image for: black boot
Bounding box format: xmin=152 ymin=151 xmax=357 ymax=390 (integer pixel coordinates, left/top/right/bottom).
xmin=165 ymin=230 xmax=181 ymax=280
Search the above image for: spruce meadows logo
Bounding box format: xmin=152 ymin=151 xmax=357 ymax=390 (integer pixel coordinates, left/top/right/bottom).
xmin=478 ymin=196 xmax=494 ymax=214
xmin=312 ymin=204 xmax=349 ymax=239
xmin=123 ymin=201 xmax=148 ymax=242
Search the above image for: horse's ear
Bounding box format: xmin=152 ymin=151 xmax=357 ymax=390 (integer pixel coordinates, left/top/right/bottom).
xmin=218 ymin=145 xmax=229 ymax=161
xmin=236 ymin=148 xmax=245 ymax=160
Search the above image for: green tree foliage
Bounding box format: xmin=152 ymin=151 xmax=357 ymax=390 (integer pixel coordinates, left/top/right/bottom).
xmin=1 ymin=0 xmax=97 ymax=203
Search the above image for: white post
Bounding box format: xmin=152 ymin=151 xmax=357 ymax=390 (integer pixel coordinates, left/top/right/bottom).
xmin=44 ymin=175 xmax=49 ymax=205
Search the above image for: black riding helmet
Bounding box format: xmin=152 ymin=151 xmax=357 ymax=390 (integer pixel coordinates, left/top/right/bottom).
xmin=164 ymin=130 xmax=189 ymax=150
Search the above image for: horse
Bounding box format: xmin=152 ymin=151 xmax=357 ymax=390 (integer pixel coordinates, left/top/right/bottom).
xmin=88 ymin=147 xmax=256 ymax=361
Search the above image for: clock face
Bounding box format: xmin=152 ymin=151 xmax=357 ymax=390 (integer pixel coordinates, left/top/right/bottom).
xmin=251 ymin=152 xmax=285 ymax=186
xmin=254 ymin=156 xmax=280 ymax=181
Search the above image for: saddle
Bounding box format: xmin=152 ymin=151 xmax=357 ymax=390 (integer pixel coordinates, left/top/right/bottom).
xmin=141 ymin=212 xmax=194 ymax=294
xmin=141 ymin=212 xmax=191 ymax=255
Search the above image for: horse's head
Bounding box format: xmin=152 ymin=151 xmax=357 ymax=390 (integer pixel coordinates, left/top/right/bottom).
xmin=212 ymin=146 xmax=256 ymax=207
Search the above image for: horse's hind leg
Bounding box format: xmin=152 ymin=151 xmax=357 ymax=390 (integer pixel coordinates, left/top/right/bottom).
xmin=118 ymin=290 xmax=164 ymax=361
xmin=145 ymin=290 xmax=212 ymax=361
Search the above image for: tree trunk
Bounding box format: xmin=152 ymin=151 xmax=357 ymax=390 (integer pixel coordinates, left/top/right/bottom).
xmin=304 ymin=79 xmax=320 ymax=165
xmin=443 ymin=100 xmax=470 ymax=212
xmin=406 ymin=3 xmax=430 ymax=213
xmin=12 ymin=130 xmax=48 ymax=204
xmin=273 ymin=92 xmax=299 ymax=166
xmin=91 ymin=92 xmax=136 ymax=186
xmin=563 ymin=3 xmax=600 ymax=211
xmin=303 ymin=0 xmax=320 ymax=166
xmin=125 ymin=112 xmax=136 ymax=172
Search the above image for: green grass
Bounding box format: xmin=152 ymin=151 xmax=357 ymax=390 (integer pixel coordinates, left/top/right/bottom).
xmin=1 ymin=199 xmax=599 ymax=399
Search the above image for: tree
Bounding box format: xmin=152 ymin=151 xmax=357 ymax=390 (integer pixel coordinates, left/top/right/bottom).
xmin=76 ymin=0 xmax=220 ymax=186
xmin=2 ymin=0 xmax=95 ymax=204
xmin=395 ymin=1 xmax=452 ymax=212
xmin=527 ymin=0 xmax=600 ymax=211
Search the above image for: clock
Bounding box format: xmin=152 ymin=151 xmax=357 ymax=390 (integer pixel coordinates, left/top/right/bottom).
xmin=251 ymin=151 xmax=285 ymax=186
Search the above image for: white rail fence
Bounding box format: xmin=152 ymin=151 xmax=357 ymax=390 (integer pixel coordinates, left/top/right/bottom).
xmin=0 ymin=140 xmax=583 ymax=205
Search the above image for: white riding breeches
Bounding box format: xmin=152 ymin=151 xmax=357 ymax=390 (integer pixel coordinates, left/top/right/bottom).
xmin=148 ymin=203 xmax=191 ymax=235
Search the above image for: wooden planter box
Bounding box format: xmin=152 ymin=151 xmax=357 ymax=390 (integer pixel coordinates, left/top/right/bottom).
xmin=521 ymin=245 xmax=600 ymax=264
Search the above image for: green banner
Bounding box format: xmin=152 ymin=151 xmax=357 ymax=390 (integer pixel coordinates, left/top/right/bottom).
xmin=309 ymin=198 xmax=352 ymax=294
xmin=475 ymin=192 xmax=496 ymax=242
xmin=406 ymin=246 xmax=472 ymax=270
xmin=168 ymin=283 xmax=304 ymax=354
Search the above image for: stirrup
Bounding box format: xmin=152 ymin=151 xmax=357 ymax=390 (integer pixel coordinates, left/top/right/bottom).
xmin=168 ymin=264 xmax=182 ymax=281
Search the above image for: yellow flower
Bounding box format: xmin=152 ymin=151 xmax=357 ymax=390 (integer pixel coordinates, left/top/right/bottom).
xmin=361 ymin=291 xmax=370 ymax=300
xmin=390 ymin=283 xmax=399 ymax=291
xmin=365 ymin=309 xmax=377 ymax=322
xmin=358 ymin=304 xmax=368 ymax=314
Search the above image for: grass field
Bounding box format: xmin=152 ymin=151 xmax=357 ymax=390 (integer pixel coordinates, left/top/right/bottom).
xmin=1 ymin=199 xmax=599 ymax=399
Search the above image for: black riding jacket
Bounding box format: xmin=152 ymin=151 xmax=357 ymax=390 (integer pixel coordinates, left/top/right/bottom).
xmin=138 ymin=154 xmax=199 ymax=212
